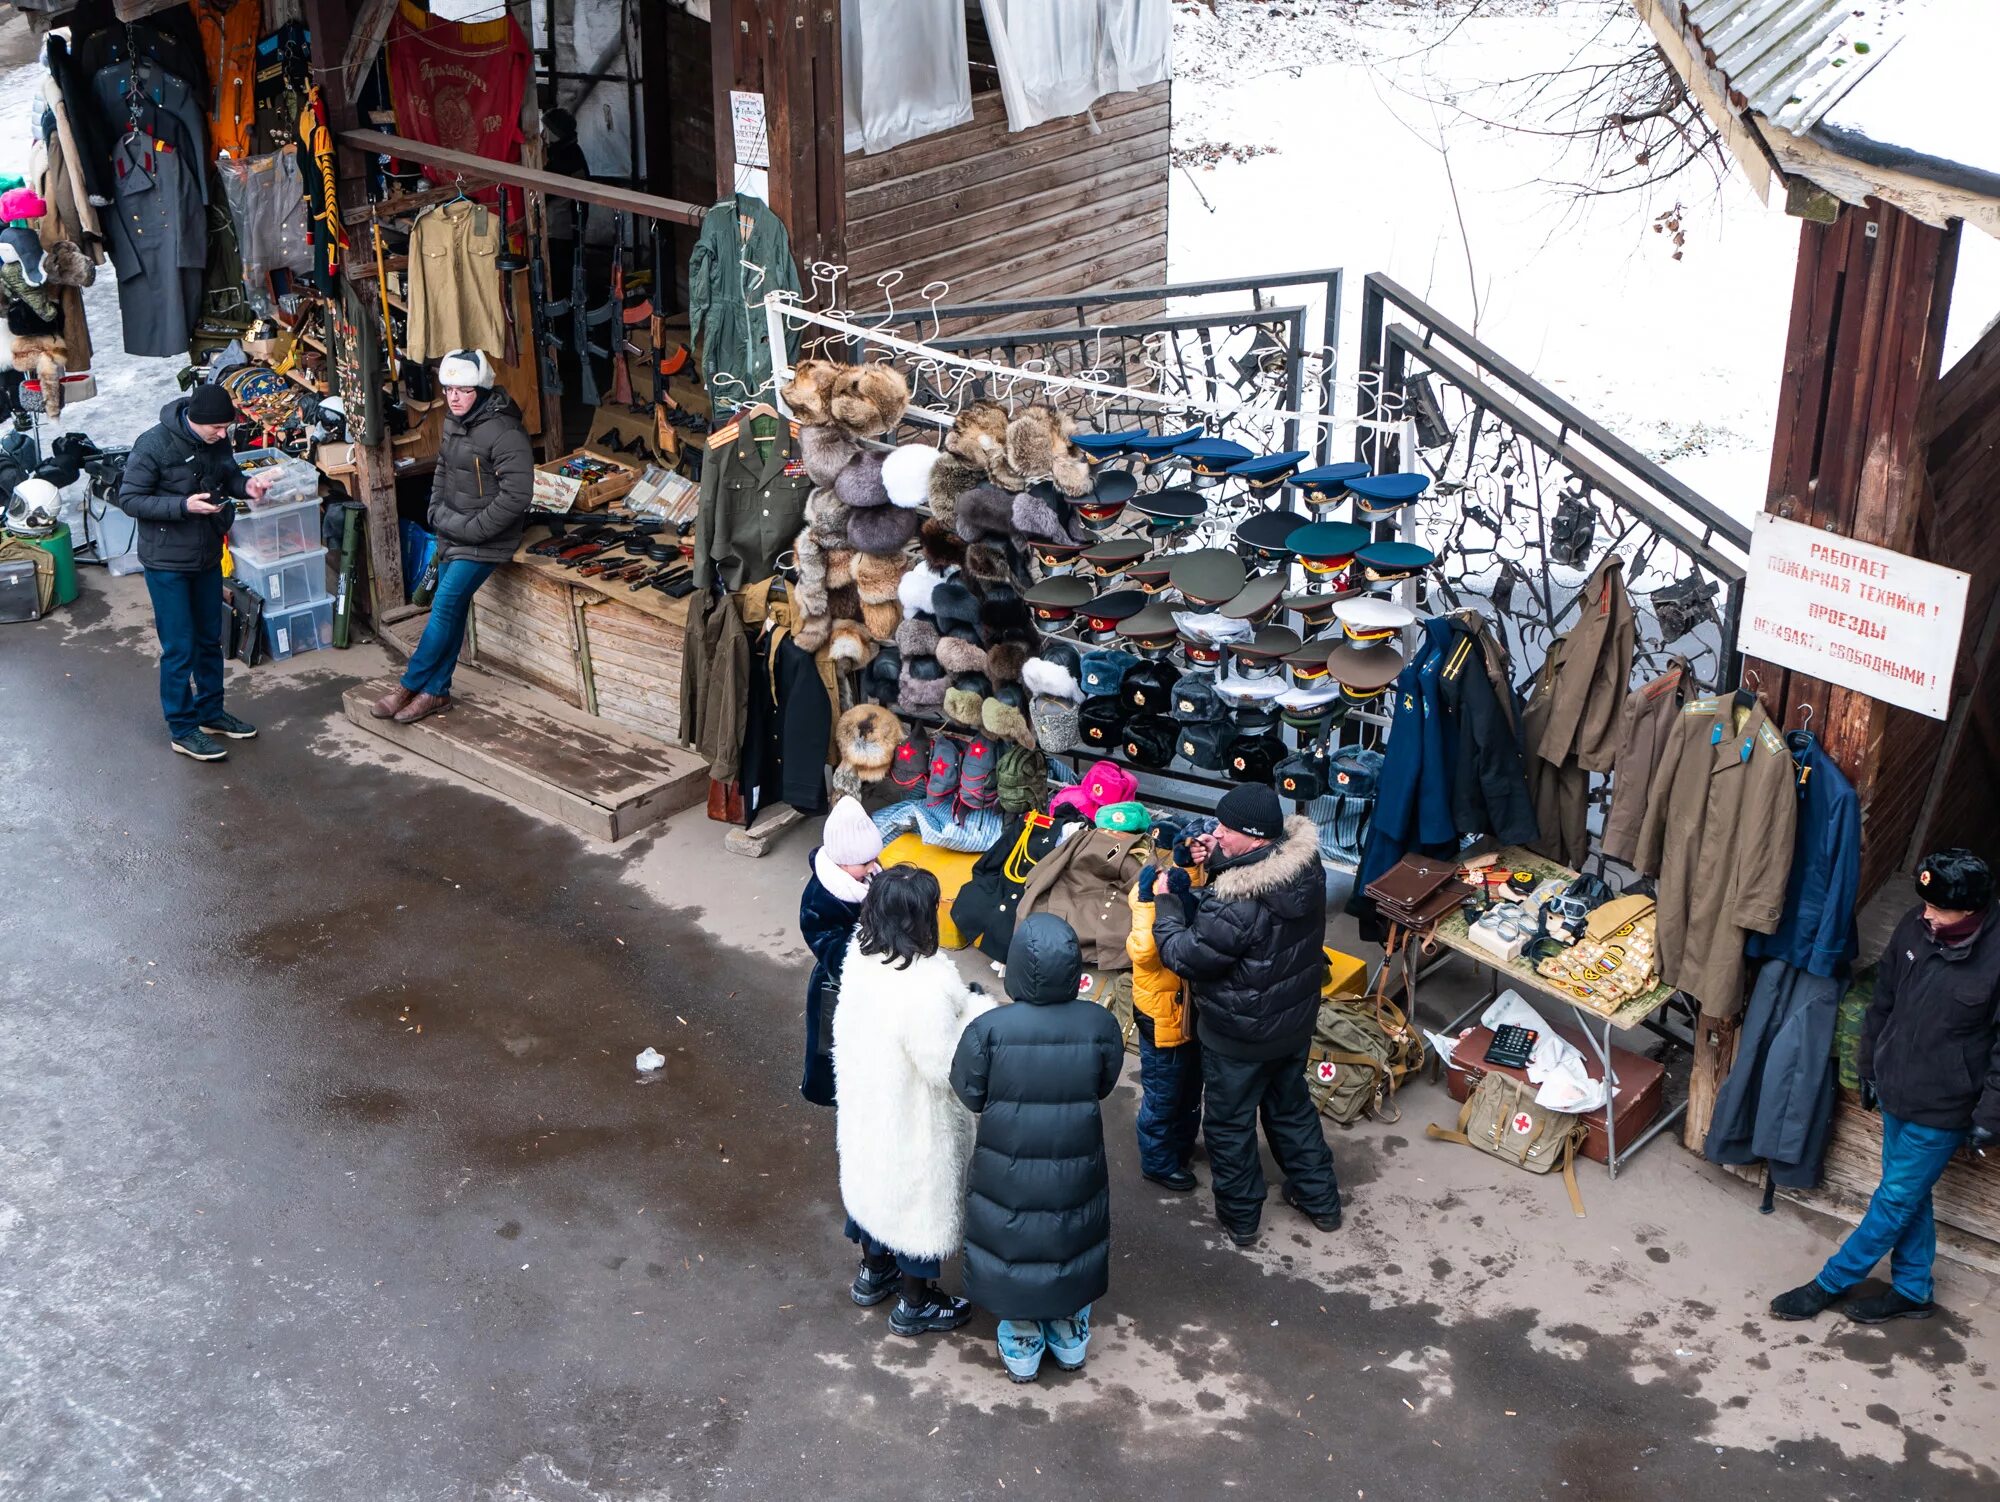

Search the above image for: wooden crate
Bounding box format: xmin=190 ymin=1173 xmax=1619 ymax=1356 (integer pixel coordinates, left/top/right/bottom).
xmin=469 ymin=564 xmax=585 ymax=706
xmin=534 ymin=446 xmax=641 ymax=513
xmin=580 ymin=595 xmax=686 ymax=745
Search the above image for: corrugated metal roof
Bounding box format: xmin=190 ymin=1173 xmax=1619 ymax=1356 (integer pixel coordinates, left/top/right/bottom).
xmin=1679 ymin=0 xmax=1907 ymax=135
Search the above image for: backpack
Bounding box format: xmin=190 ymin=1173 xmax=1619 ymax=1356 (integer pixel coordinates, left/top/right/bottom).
xmin=891 ymin=728 xmax=932 ymax=795
xmin=1427 ymin=1072 xmax=1588 ymax=1217
xmin=996 ymin=743 xmax=1048 ymax=814
xmin=1306 ymin=965 xmax=1427 ymax=1128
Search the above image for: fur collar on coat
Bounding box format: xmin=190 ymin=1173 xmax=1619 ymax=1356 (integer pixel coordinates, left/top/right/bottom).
xmin=833 ymin=941 xmax=993 ymax=1260
xmin=1207 ymin=816 xmax=1322 ymax=903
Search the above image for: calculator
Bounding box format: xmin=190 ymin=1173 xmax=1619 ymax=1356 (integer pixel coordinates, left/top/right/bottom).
xmin=1484 ymin=1024 xmax=1539 ymax=1069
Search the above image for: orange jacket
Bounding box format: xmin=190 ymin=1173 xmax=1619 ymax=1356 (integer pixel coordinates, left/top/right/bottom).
xmin=1127 ymin=870 xmax=1204 ymax=1049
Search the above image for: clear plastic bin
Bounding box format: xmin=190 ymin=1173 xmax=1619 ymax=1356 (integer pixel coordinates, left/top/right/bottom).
xmin=262 ymin=596 xmax=334 ymax=659
xmin=229 ymin=497 xmax=319 ymax=560
xmin=238 ymin=455 xmax=320 ymax=511
xmin=230 ymin=545 xmax=326 ymax=607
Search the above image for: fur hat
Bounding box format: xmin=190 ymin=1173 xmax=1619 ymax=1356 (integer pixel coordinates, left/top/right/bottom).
xmin=899 ymin=654 xmax=948 ymax=712
xmin=825 ymin=547 xmax=856 ymax=591
xmin=860 ymin=598 xmax=901 ymax=643
xmin=805 ymin=485 xmax=851 ymax=547
xmin=944 ymin=673 xmax=991 ymax=729
xmin=846 ymin=503 xmax=924 ymax=557
xmin=825 ymin=620 xmax=878 ymax=672
xmin=926 ymin=452 xmax=983 ymax=531
xmin=1030 ymin=694 xmax=1080 ymax=754
xmin=934 ymin=633 xmax=988 ymax=674
xmin=918 ymin=517 xmax=968 ymax=573
xmin=1076 ymin=696 xmax=1126 ymax=751
xmin=979 ymin=585 xmax=1036 ymax=648
xmin=829 ymin=363 xmax=909 ymax=438
xmin=895 ymin=617 xmax=940 ymax=657
xmin=882 ymin=444 xmax=941 ymax=510
xmin=963 ymin=542 xmax=1013 ymax=588
xmin=834 ymin=451 xmax=890 ymax=509
xmin=780 ymin=358 xmax=843 ymax=426
xmin=955 ymin=483 xmax=1016 ymax=543
xmin=800 ymin=424 xmax=861 ymax=488
xmin=931 ymin=578 xmax=982 ymax=640
xmin=1011 ymin=487 xmax=1073 ymax=546
xmin=851 ymin=550 xmax=906 ymax=606
xmin=946 ymin=401 xmax=1009 ymax=472
xmin=982 ymin=682 xmax=1036 ymax=748
xmin=1122 ymin=715 xmax=1178 ymax=769
xmin=793 ymin=528 xmax=830 ymax=619
xmin=898 ymin=561 xmax=947 ymax=618
xmin=835 ymin=705 xmax=903 ymax=783
xmin=1021 ymin=645 xmax=1083 ymax=702
xmin=9 ymin=331 xmax=65 ymax=411
xmin=437 ymin=349 xmax=497 ymax=390
xmin=1051 ymin=452 xmax=1091 ymax=498
xmin=1004 ymin=406 xmax=1075 ymax=483
xmin=986 ymin=640 xmax=1031 ymax=685
xmin=0 ymin=186 xmax=48 ymax=223
xmin=42 ymin=241 xmax=92 ymax=289
xmin=826 ymin=580 xmax=863 ymax=626
xmin=862 ymin=645 xmax=901 ymax=706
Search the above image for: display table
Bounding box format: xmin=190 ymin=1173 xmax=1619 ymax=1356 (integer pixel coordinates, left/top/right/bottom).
xmin=1407 ymin=845 xmax=1687 ymax=1177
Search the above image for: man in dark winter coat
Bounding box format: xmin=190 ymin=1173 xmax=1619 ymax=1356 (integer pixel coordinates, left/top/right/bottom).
xmin=1772 ymin=849 xmax=2000 ymax=1325
xmin=1153 ymin=784 xmax=1342 ymax=1246
xmin=372 ymin=349 xmax=534 ymax=725
xmin=117 ymin=386 xmax=278 ymax=761
xmin=951 ymin=914 xmax=1124 ymax=1383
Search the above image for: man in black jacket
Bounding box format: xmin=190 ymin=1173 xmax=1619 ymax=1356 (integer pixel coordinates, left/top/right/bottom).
xmin=118 ymin=387 xmax=277 ymax=761
xmin=1154 ymin=784 xmax=1342 ymax=1246
xmin=1772 ymin=849 xmax=2000 ymax=1324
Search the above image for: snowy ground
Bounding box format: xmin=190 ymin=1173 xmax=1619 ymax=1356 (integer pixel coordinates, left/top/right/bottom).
xmin=1168 ymin=0 xmax=2000 ymax=522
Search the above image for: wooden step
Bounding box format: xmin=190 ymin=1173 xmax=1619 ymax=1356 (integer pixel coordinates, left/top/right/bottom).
xmin=344 ymin=677 xmax=705 ymax=842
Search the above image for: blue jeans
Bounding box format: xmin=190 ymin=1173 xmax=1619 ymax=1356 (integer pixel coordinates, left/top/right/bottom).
xmin=144 ymin=565 xmax=226 ymax=736
xmin=401 ymin=559 xmax=497 ymax=698
xmin=1817 ymin=1111 xmax=1968 ymax=1302
xmin=1136 ymin=1015 xmax=1203 ymax=1177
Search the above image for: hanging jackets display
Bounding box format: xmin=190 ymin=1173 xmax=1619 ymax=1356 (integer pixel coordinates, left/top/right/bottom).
xmin=195 ymin=0 xmax=260 ymax=162
xmin=1745 ymin=732 xmax=1861 ymax=979
xmin=252 ymin=23 xmax=310 ymax=155
xmin=1632 ymin=694 xmax=1797 ymax=1017
xmin=404 ymin=200 xmax=507 ymax=361
xmin=688 ymin=193 xmax=802 ymax=410
xmin=1521 ymin=555 xmax=1635 ymax=867
xmin=385 ymin=1 xmax=532 ymax=179
xmin=681 ymin=590 xmax=750 ymax=783
xmin=1354 ymin=619 xmax=1458 ymax=905
xmin=1704 ymin=960 xmax=1843 ymax=1188
xmin=104 ymin=132 xmax=207 ymax=358
xmin=1601 ymin=659 xmax=1690 ymax=866
xmin=694 ymin=417 xmax=812 ymax=591
xmin=1439 ymin=612 xmax=1537 ymax=847
xmin=741 ymin=620 xmax=833 ymax=821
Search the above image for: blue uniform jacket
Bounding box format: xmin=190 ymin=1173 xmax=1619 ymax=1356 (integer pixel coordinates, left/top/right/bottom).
xmin=1746 ymin=732 xmax=1860 ymax=978
xmin=1355 ymin=619 xmax=1458 ymax=895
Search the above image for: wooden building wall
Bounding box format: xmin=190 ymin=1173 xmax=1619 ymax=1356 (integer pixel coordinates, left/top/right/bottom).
xmin=843 ymin=82 xmax=1171 ymax=327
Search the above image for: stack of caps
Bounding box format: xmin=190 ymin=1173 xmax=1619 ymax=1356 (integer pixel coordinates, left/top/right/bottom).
xmin=1333 ymin=595 xmax=1415 ymax=644
xmin=1118 ymin=660 xmax=1179 ymax=767
xmin=1227 ymin=450 xmax=1310 ymax=492
xmin=1290 ymin=461 xmax=1370 ymax=509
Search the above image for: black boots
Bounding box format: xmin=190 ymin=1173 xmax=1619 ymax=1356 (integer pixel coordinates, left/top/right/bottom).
xmin=1770 ymin=1280 xmax=1841 ymax=1321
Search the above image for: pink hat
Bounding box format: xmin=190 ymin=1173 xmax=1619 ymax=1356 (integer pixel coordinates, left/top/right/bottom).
xmin=1047 ymin=760 xmax=1138 ymax=822
xmin=0 ymin=187 xmax=48 ymax=223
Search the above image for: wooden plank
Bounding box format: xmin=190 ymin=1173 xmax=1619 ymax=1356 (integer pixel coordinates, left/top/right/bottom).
xmin=888 ymin=234 xmax=1167 ymax=319
xmin=847 ymin=152 xmax=1166 ymax=260
xmin=850 ymin=208 xmax=1166 ymax=309
xmin=848 ymin=114 xmax=1168 ymax=220
xmin=341 ymin=130 xmax=706 ymax=226
xmin=342 ymin=678 xmax=705 ymax=842
xmin=853 ymin=179 xmax=1169 ymax=288
xmin=845 ymin=84 xmax=1165 ymax=190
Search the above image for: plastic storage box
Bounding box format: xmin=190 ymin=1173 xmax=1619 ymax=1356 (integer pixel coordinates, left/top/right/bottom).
xmin=262 ymin=596 xmax=334 ymax=659
xmin=230 ymin=545 xmax=326 ymax=607
xmin=229 ymin=497 xmax=318 ymax=560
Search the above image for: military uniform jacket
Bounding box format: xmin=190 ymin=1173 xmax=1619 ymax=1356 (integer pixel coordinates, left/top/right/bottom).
xmin=1521 ymin=555 xmax=1635 ymax=866
xmin=1633 ymin=695 xmax=1797 ymax=1017
xmin=1601 ymin=660 xmax=1690 ymax=866
xmin=693 ymin=419 xmax=812 ymax=592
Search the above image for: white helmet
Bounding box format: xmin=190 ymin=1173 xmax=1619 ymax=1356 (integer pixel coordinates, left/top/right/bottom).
xmin=5 ymin=476 xmax=59 ymax=536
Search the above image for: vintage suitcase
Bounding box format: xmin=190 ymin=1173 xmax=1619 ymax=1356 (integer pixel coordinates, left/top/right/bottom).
xmin=1444 ymin=1023 xmax=1664 ymax=1165
xmin=0 ymin=558 xmax=42 ymax=622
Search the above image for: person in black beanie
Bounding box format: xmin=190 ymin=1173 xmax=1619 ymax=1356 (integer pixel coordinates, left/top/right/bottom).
xmin=117 ymin=385 xmax=277 ymax=761
xmin=1771 ymin=848 xmax=2000 ymax=1324
xmin=1152 ymin=783 xmax=1342 ymax=1246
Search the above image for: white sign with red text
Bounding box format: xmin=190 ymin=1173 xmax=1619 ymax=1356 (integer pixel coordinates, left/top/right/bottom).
xmin=1739 ymin=513 xmax=1968 ymax=720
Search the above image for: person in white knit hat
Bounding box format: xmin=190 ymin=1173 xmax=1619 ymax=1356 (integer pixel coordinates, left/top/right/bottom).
xmin=373 ymin=348 xmax=533 ymax=725
xmin=799 ymin=797 xmax=883 ymax=1108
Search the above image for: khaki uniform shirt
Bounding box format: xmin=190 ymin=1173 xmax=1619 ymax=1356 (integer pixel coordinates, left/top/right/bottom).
xmin=1633 ymin=696 xmax=1798 ymax=1017
xmin=1601 ymin=660 xmax=1690 ymax=866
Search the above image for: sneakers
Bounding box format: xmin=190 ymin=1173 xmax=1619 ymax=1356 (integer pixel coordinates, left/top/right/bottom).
xmin=1283 ymin=1182 xmax=1343 ymax=1232
xmin=997 ymin=1319 xmax=1046 ymax=1383
xmin=1043 ymin=1306 xmax=1092 ymax=1371
xmin=171 ymin=729 xmax=228 ymax=761
xmin=1846 ymin=1289 xmax=1935 ymax=1324
xmin=888 ymin=1293 xmax=971 ymax=1337
xmin=200 ymin=711 xmax=258 ymax=739
xmin=1143 ymin=1167 xmax=1197 ymax=1193
xmin=1770 ymin=1279 xmax=1842 ymax=1321
xmin=850 ymin=1258 xmax=898 ymax=1308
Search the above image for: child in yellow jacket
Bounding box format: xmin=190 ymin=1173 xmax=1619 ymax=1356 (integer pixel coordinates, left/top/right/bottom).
xmin=1127 ymin=820 xmax=1212 ymax=1192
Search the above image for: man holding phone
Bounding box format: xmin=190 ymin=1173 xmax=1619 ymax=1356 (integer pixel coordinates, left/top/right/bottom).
xmin=118 ymin=386 xmax=278 ymax=761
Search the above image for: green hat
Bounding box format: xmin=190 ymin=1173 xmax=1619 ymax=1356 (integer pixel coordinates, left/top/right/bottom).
xmin=1094 ymin=800 xmax=1153 ymax=833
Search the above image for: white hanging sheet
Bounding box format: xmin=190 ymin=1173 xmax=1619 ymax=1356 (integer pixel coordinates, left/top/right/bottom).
xmin=842 ymin=0 xmax=975 ymax=155
xmin=979 ymin=0 xmax=1172 ymax=133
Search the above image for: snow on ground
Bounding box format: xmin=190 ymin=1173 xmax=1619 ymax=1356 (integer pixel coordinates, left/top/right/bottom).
xmin=1169 ymin=0 xmax=2000 ymax=523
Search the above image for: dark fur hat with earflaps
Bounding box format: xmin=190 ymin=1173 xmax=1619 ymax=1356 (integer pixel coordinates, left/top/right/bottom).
xmin=835 ymin=703 xmax=903 ymax=782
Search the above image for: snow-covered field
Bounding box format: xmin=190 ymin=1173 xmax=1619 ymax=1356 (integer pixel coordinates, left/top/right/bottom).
xmin=1168 ymin=0 xmax=2000 ymax=522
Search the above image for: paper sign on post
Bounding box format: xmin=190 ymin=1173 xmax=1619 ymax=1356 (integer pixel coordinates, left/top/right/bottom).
xmin=1738 ymin=513 xmax=1969 ymax=720
xmin=730 ymin=91 xmax=770 ymax=169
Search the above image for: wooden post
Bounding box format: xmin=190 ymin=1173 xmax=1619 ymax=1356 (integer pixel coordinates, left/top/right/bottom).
xmin=710 ymin=0 xmax=846 ymax=269
xmin=302 ymin=0 xmax=407 ymax=624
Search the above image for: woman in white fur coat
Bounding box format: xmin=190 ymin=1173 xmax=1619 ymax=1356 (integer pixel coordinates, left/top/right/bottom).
xmin=835 ymin=865 xmax=993 ymax=1338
